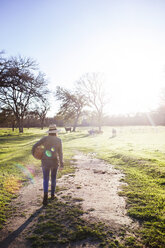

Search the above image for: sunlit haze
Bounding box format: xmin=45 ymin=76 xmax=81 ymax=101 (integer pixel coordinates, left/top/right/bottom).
xmin=1 ymin=0 xmax=165 ymax=116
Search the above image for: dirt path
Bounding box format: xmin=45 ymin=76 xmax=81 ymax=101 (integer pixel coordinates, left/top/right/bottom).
xmin=0 ymin=152 xmax=136 ymax=247
xmin=0 ymin=167 xmax=43 ymax=248
xmin=58 ymin=153 xmax=134 ymax=229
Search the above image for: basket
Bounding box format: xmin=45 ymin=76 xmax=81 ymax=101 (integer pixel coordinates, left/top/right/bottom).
xmin=33 ymin=146 xmax=44 ymax=160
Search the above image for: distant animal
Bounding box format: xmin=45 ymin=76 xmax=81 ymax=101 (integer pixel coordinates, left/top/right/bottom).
xmin=111 ymin=128 xmax=116 ymax=138
xmin=88 ymin=129 xmax=95 ymax=135
xmin=65 ymin=127 xmax=72 ymax=133
xmin=88 ymin=129 xmax=103 ymax=135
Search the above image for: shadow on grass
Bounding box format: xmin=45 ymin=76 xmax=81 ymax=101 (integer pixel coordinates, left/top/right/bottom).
xmin=0 ymin=148 xmax=32 ymax=165
xmin=0 ymin=133 xmax=44 ymax=145
xmin=63 ymin=133 xmax=89 ymax=142
xmin=0 ymin=207 xmax=43 ymax=248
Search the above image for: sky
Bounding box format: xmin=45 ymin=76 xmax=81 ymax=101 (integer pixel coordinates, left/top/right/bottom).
xmin=1 ymin=0 xmax=165 ymax=116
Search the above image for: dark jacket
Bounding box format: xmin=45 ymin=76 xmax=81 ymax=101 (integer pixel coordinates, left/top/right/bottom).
xmin=32 ymin=136 xmax=63 ymax=166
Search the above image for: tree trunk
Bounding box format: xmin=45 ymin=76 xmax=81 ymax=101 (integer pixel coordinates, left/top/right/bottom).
xmin=41 ymin=118 xmax=44 ymax=130
xmin=73 ymin=115 xmax=79 ymax=132
xmin=18 ymin=118 xmax=24 ymax=133
xmin=72 ymin=126 xmax=76 ymax=132
xmin=19 ymin=126 xmax=23 ymax=133
xmin=12 ymin=122 xmax=15 ymax=132
xmin=98 ymin=113 xmax=102 ymax=133
xmin=27 ymin=117 xmax=30 ymax=129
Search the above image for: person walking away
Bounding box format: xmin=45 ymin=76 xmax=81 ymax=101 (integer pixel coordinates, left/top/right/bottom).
xmin=32 ymin=125 xmax=63 ymax=206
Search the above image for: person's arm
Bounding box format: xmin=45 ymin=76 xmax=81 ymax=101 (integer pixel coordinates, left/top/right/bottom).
xmin=32 ymin=137 xmax=46 ymax=156
xmin=58 ymin=140 xmax=64 ymax=168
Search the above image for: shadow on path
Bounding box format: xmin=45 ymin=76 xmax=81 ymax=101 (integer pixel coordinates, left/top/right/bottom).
xmin=0 ymin=207 xmax=43 ymax=248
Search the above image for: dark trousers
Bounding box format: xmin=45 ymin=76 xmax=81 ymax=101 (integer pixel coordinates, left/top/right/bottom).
xmin=42 ymin=159 xmax=58 ymax=195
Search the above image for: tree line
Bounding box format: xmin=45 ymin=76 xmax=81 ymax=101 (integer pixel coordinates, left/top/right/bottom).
xmin=1 ymin=52 xmax=165 ymax=132
xmin=0 ymin=52 xmax=107 ymax=132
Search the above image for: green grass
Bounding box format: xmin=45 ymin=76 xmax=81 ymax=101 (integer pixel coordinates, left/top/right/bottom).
xmin=63 ymin=126 xmax=165 ymax=248
xmin=0 ymin=128 xmax=74 ymax=229
xmin=0 ymin=126 xmax=165 ymax=247
xmin=0 ymin=128 xmax=40 ymax=228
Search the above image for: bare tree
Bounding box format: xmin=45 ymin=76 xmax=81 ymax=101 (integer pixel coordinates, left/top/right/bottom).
xmin=0 ymin=53 xmax=37 ymax=88
xmin=0 ymin=56 xmax=49 ymax=132
xmin=33 ymin=98 xmax=50 ymax=129
xmin=77 ymin=73 xmax=108 ymax=132
xmin=55 ymin=86 xmax=86 ymax=131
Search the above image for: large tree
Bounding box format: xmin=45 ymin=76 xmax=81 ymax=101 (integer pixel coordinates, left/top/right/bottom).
xmin=77 ymin=73 xmax=108 ymax=132
xmin=0 ymin=55 xmax=49 ymax=132
xmin=55 ymin=86 xmax=86 ymax=131
xmin=0 ymin=53 xmax=36 ymax=88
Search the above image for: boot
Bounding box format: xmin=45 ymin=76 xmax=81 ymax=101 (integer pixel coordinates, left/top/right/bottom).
xmin=43 ymin=193 xmax=48 ymax=206
xmin=51 ymin=186 xmax=55 ymax=200
xmin=51 ymin=193 xmax=54 ymax=200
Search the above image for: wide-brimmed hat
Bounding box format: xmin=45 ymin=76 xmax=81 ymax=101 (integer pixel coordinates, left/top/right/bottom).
xmin=46 ymin=125 xmax=60 ymax=134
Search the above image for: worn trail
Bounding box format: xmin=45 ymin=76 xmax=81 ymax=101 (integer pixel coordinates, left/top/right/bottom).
xmin=58 ymin=153 xmax=134 ymax=229
xmin=0 ymin=153 xmax=136 ymax=247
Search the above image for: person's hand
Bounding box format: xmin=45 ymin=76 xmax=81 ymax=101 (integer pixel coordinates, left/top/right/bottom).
xmin=59 ymin=165 xmax=64 ymax=170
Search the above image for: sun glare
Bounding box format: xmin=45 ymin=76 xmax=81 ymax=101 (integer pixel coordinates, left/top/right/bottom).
xmin=45 ymin=17 xmax=165 ymax=118
xmin=102 ymin=44 xmax=163 ymax=115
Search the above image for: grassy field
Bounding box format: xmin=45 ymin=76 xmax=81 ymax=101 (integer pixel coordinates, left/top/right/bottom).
xmin=0 ymin=126 xmax=165 ymax=247
xmin=0 ymin=128 xmax=74 ymax=229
